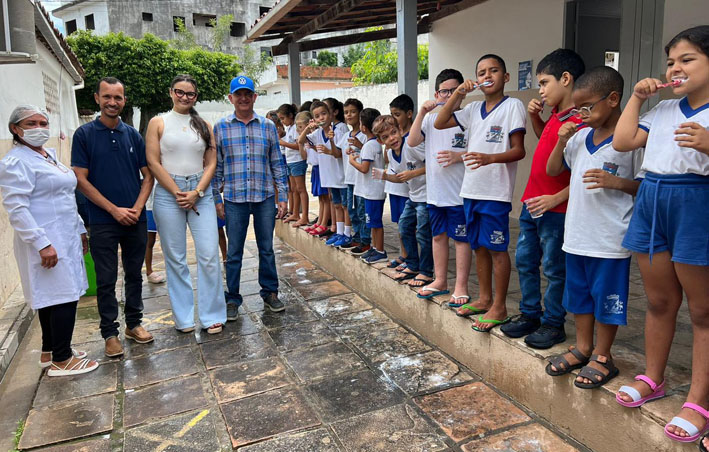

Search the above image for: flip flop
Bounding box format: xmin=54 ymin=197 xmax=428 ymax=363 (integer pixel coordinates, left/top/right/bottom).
xmin=416 ymin=286 xmax=450 ymax=299
xmin=700 ymin=433 xmax=709 ymax=452
xmin=471 ymin=314 xmax=511 ymax=332
xmin=447 ymin=295 xmax=470 ymax=309
xmin=574 ymin=355 xmax=619 ymax=389
xmin=665 ymin=403 xmax=709 ymax=443
xmin=393 ymin=271 xmax=418 ymax=282
xmin=387 ymin=256 xmax=405 ymax=268
xmin=39 ymin=348 xmax=88 ymax=369
xmin=616 ymin=375 xmax=666 ymax=408
xmin=408 ymin=276 xmax=433 ymax=288
xmin=455 ymin=302 xmax=488 ymax=317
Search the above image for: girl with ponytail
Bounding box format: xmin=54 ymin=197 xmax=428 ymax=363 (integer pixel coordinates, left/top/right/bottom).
xmin=145 ymin=74 xmax=227 ymax=335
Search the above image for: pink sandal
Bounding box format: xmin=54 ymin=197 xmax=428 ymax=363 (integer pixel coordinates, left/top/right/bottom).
xmin=664 ymin=403 xmax=709 ymax=442
xmin=616 ymin=374 xmax=666 ymax=408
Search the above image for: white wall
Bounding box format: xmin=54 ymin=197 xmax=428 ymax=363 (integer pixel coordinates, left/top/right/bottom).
xmin=53 ymin=2 xmax=110 ymax=35
xmin=663 ymin=0 xmax=709 ymax=46
xmin=0 ymin=43 xmax=81 ymax=305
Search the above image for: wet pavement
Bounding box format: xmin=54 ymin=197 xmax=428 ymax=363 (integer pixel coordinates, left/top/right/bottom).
xmin=11 ymin=234 xmax=589 ymax=451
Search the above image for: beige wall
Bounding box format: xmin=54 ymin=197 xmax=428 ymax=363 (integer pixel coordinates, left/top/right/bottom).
xmin=428 ymin=0 xmax=566 ymax=217
xmin=663 ymin=0 xmax=709 ymax=45
xmin=0 ymin=43 xmax=80 ymax=305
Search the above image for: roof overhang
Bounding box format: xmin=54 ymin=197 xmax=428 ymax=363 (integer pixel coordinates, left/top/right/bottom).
xmin=247 ymin=0 xmax=488 ymax=56
xmin=34 ymin=2 xmax=84 ymax=83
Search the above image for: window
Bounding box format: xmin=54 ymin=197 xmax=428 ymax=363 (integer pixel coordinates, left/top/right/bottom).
xmin=259 ymin=6 xmax=270 ymax=16
xmin=142 ymin=12 xmax=153 ymax=22
xmin=65 ymin=19 xmax=77 ymax=35
xmin=260 ymin=47 xmax=272 ymax=57
xmin=311 ymin=51 xmax=317 ymax=59
xmin=230 ymin=22 xmax=245 ymax=37
xmin=173 ymin=16 xmax=186 ymax=32
xmin=193 ymin=13 xmax=217 ymax=27
xmin=84 ymin=14 xmax=95 ymax=30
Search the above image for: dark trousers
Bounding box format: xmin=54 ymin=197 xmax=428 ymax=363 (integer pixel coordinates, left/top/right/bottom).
xmin=38 ymin=301 xmax=78 ymax=362
xmin=89 ymin=222 xmax=147 ymax=339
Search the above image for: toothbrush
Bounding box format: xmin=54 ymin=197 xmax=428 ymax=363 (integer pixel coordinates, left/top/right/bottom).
xmin=657 ymin=78 xmax=687 ymax=89
xmin=474 ymin=81 xmax=494 ymax=89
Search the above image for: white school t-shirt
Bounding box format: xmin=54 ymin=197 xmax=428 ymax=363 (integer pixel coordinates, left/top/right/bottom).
xmin=420 ymin=113 xmax=467 ymax=207
xmin=338 ymin=130 xmax=367 ymax=185
xmin=284 ymin=124 xmax=303 ymax=164
xmin=402 ymin=135 xmax=427 ymax=203
xmin=353 ymin=137 xmax=386 ymax=200
xmin=385 ymin=147 xmax=410 ymax=197
xmin=305 ymin=137 xmax=319 ymax=166
xmin=308 ymin=128 xmax=346 ymax=188
xmin=639 ymin=97 xmax=709 ymax=176
xmin=563 ymin=127 xmax=644 ymax=258
xmin=454 ymin=96 xmax=526 ymax=202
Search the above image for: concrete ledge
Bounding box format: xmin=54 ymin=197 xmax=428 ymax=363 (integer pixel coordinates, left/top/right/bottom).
xmin=276 ymin=222 xmax=695 ymax=452
xmin=0 ymin=288 xmax=34 ymax=384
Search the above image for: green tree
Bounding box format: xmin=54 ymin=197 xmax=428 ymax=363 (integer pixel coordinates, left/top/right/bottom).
xmin=351 ymin=40 xmax=429 ymax=85
xmin=171 ymin=17 xmax=196 ymax=50
xmin=67 ymin=30 xmax=241 ymax=135
xmin=209 ymin=14 xmax=234 ymax=52
xmin=341 ymin=43 xmax=366 ymax=67
xmin=315 ymin=50 xmax=338 ymax=67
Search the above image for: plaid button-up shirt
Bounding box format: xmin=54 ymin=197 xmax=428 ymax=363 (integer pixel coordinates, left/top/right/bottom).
xmin=211 ymin=112 xmax=288 ymax=204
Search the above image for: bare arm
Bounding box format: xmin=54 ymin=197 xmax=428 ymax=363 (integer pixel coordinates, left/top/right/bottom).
xmin=146 ymin=116 xmax=180 ymax=196
xmin=408 ymin=102 xmax=436 ymax=147
xmin=613 ymin=78 xmax=659 ymax=151
xmin=434 ymin=80 xmax=476 ymax=130
xmin=349 ymin=154 xmax=371 ymax=174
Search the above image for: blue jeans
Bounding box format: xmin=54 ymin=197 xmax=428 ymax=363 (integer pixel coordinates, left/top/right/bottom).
xmin=153 ymin=174 xmax=226 ymax=329
xmin=515 ymin=205 xmax=566 ymax=328
xmin=349 ymin=189 xmax=370 ymax=245
xmin=224 ymin=197 xmax=278 ymax=307
xmin=399 ymin=200 xmax=433 ymax=277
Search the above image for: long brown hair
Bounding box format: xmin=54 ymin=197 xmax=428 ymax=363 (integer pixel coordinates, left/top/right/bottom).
xmin=170 ymin=74 xmax=211 ymax=148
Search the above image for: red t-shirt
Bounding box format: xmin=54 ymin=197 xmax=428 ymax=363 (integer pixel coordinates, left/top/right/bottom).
xmin=521 ymin=107 xmax=583 ymax=213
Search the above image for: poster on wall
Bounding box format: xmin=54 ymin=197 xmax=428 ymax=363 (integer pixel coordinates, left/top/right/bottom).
xmin=605 ymin=51 xmax=619 ymax=70
xmin=518 ymin=60 xmax=533 ymax=90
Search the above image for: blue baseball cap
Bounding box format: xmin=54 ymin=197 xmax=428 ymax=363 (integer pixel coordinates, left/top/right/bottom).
xmin=230 ymin=75 xmax=255 ymax=93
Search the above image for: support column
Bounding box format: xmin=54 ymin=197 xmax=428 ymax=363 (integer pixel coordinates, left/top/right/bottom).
xmin=396 ymin=0 xmax=417 ymax=108
xmin=287 ymin=41 xmax=301 ymax=106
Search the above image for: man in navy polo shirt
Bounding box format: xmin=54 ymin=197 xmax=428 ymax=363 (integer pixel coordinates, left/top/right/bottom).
xmin=72 ymin=77 xmax=155 ymax=357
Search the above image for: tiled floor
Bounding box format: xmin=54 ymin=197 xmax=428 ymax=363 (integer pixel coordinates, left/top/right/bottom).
xmin=16 ymin=235 xmax=588 ymax=451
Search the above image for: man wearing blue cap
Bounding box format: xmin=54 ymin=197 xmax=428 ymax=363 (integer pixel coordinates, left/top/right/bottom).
xmin=212 ymin=75 xmax=288 ymax=318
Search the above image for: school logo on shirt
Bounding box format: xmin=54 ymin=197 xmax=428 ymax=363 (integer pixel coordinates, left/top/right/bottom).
xmin=365 ymin=213 xmax=371 ymax=223
xmin=490 ymin=230 xmax=505 ymax=245
xmin=406 ymin=162 xmax=418 ymax=171
xmin=454 ymin=224 xmax=467 ymax=237
xmin=485 ymin=126 xmax=504 ymax=143
xmin=604 ymin=294 xmax=624 ymax=315
xmin=602 ymin=161 xmax=619 ymax=176
xmin=452 ymin=133 xmax=467 ymax=149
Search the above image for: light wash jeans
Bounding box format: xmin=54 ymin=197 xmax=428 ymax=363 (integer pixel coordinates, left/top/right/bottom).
xmin=153 ymin=173 xmax=226 ymax=329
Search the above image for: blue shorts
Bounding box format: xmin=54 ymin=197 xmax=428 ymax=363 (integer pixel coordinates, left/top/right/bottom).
xmin=389 ymin=194 xmax=408 ymax=223
xmin=365 ymin=199 xmax=385 ymax=228
xmin=562 ymin=253 xmax=631 ymax=325
xmin=311 ymin=166 xmax=329 ymax=197
xmin=146 ymin=210 xmax=157 ymax=233
xmin=427 ymin=204 xmax=467 ymax=242
xmin=329 ymin=187 xmax=348 ymax=206
xmin=288 ymin=160 xmax=307 ymax=177
xmin=463 ymin=199 xmax=512 ymax=251
xmin=623 ymin=173 xmax=709 ymax=265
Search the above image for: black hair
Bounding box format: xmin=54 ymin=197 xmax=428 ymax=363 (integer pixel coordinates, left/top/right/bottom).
xmin=343 ymin=98 xmax=363 ymax=112
xmin=170 ymin=74 xmax=211 ymax=148
xmin=309 ymin=100 xmax=330 ymax=115
xmin=360 ymin=108 xmax=381 ymax=131
xmin=323 ymin=97 xmax=345 ymax=122
xmin=536 ymin=48 xmax=585 ymax=82
xmin=299 ymin=101 xmax=313 ymax=113
xmin=665 ymin=25 xmax=709 ymax=57
xmin=389 ymin=94 xmax=414 ymax=113
xmin=95 ymin=76 xmax=124 ymax=95
xmin=476 ymin=54 xmax=507 ymax=73
xmin=277 ymin=103 xmax=298 ymax=119
xmin=574 ymin=66 xmax=624 ymax=101
xmin=434 ymin=68 xmax=464 ymax=91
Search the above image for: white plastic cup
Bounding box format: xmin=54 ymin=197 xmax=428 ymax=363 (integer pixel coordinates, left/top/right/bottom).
xmin=525 ymin=197 xmax=543 ymax=219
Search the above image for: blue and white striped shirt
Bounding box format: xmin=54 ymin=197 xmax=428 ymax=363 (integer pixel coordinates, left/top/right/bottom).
xmin=211 ymin=112 xmax=288 ymax=204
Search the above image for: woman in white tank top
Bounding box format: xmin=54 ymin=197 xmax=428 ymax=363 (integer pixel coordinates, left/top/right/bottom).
xmin=145 ymin=74 xmax=226 ymax=335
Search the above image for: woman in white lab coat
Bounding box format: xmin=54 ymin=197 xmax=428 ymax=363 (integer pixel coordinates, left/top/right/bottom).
xmin=0 ymin=105 xmax=98 ymax=377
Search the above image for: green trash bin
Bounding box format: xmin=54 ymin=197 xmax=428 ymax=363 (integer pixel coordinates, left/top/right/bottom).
xmin=83 ymin=252 xmax=97 ymax=296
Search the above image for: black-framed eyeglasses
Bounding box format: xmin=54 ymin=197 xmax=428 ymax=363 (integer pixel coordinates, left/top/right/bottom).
xmin=570 ymin=94 xmax=609 ymax=117
xmin=172 ymin=88 xmax=198 ymax=100
xmin=436 ymin=88 xmax=455 ymax=97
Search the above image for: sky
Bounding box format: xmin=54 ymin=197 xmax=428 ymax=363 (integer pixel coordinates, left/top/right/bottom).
xmin=40 ymin=1 xmax=65 ymax=33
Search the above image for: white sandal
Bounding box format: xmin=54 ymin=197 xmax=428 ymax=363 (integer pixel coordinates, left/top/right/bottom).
xmin=39 ymin=348 xmax=88 ymax=368
xmin=47 ymin=357 xmax=98 ymax=377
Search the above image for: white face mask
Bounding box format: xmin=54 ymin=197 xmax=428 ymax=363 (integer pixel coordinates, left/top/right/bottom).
xmin=19 ymin=127 xmax=50 ymax=147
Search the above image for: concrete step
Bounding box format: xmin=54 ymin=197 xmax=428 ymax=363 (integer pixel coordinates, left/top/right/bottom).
xmin=276 ymin=222 xmax=696 ymax=452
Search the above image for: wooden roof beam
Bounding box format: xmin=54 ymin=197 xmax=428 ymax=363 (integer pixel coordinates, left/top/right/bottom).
xmin=285 ymin=0 xmax=369 ymax=45
xmin=246 ymin=0 xmax=304 ymax=43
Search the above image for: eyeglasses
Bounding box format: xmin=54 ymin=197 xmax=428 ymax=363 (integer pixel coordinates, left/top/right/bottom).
xmin=436 ymin=88 xmax=455 ymax=97
xmin=172 ymin=88 xmax=198 ymax=100
xmin=570 ymin=94 xmax=609 ymax=117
